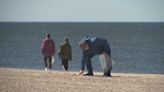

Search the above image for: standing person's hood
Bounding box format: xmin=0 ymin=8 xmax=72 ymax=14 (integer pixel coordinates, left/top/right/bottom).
xmin=62 ymin=38 xmax=69 ymax=45
xmin=45 ymin=33 xmax=51 ymax=40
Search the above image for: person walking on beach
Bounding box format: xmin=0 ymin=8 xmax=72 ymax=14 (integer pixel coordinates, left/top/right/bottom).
xmin=41 ymin=33 xmax=55 ymax=71
xmin=58 ymin=38 xmax=72 ymax=71
xmin=78 ymin=36 xmax=112 ymax=77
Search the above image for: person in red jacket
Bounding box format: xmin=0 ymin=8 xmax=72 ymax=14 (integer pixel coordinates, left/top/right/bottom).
xmin=41 ymin=33 xmax=55 ymax=71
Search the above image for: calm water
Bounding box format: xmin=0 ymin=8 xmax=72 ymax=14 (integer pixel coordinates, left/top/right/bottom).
xmin=0 ymin=22 xmax=164 ymax=74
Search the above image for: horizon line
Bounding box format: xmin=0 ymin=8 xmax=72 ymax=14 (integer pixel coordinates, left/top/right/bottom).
xmin=0 ymin=21 xmax=164 ymax=23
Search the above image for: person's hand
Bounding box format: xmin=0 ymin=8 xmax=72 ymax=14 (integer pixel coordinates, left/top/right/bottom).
xmin=79 ymin=70 xmax=84 ymax=76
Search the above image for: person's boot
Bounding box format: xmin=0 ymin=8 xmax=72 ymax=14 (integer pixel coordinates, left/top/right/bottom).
xmin=103 ymin=72 xmax=112 ymax=77
xmin=108 ymin=72 xmax=112 ymax=77
xmin=85 ymin=72 xmax=93 ymax=76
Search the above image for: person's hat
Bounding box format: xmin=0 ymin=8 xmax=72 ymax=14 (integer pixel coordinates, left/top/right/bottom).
xmin=46 ymin=33 xmax=50 ymax=37
xmin=79 ymin=36 xmax=90 ymax=45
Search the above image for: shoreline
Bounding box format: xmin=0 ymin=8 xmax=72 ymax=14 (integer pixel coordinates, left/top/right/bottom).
xmin=0 ymin=68 xmax=164 ymax=92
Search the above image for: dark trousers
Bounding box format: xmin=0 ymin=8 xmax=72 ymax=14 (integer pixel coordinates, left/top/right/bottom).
xmin=104 ymin=66 xmax=112 ymax=76
xmin=85 ymin=54 xmax=94 ymax=74
xmin=62 ymin=59 xmax=68 ymax=71
xmin=44 ymin=56 xmax=52 ymax=69
xmin=86 ymin=59 xmax=93 ymax=74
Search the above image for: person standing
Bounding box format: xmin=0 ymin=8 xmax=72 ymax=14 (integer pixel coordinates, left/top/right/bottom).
xmin=78 ymin=36 xmax=112 ymax=77
xmin=58 ymin=38 xmax=72 ymax=71
xmin=41 ymin=33 xmax=55 ymax=71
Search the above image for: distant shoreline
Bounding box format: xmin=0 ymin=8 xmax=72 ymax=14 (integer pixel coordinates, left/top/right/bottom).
xmin=0 ymin=21 xmax=164 ymax=23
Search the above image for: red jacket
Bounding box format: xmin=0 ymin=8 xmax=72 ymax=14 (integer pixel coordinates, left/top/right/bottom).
xmin=41 ymin=38 xmax=55 ymax=56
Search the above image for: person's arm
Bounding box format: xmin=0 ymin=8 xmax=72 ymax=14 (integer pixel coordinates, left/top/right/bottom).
xmin=57 ymin=47 xmax=61 ymax=59
xmin=52 ymin=40 xmax=55 ymax=55
xmin=41 ymin=40 xmax=45 ymax=55
xmin=70 ymin=45 xmax=72 ymax=61
xmin=79 ymin=52 xmax=86 ymax=76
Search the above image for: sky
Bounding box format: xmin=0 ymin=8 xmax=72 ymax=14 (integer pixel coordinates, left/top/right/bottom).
xmin=0 ymin=0 xmax=164 ymax=22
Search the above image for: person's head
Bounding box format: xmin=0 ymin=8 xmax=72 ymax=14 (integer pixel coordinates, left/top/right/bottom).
xmin=79 ymin=36 xmax=91 ymax=50
xmin=64 ymin=37 xmax=69 ymax=44
xmin=79 ymin=41 xmax=89 ymax=51
xmin=45 ymin=33 xmax=50 ymax=38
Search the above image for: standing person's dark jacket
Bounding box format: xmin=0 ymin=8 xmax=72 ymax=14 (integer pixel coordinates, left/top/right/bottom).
xmin=41 ymin=35 xmax=55 ymax=56
xmin=58 ymin=40 xmax=72 ymax=60
xmin=58 ymin=38 xmax=72 ymax=71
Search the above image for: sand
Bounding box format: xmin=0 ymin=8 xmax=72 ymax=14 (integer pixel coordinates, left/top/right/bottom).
xmin=0 ymin=68 xmax=164 ymax=92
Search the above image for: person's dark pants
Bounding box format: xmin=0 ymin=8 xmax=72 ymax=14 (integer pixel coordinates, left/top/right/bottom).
xmin=86 ymin=59 xmax=93 ymax=74
xmin=85 ymin=54 xmax=94 ymax=74
xmin=104 ymin=66 xmax=112 ymax=76
xmin=62 ymin=59 xmax=68 ymax=71
xmin=44 ymin=56 xmax=52 ymax=69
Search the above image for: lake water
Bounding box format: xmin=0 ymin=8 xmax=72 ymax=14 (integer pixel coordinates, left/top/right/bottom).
xmin=0 ymin=22 xmax=164 ymax=74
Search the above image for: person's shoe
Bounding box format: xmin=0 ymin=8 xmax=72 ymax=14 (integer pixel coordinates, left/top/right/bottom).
xmin=103 ymin=74 xmax=112 ymax=77
xmin=103 ymin=73 xmax=112 ymax=77
xmin=85 ymin=72 xmax=94 ymax=76
xmin=45 ymin=68 xmax=48 ymax=71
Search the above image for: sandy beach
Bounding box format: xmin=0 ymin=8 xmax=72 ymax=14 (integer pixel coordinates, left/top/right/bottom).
xmin=0 ymin=68 xmax=164 ymax=92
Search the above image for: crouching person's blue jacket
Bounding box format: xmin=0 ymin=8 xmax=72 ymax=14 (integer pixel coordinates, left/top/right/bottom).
xmin=80 ymin=37 xmax=111 ymax=70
